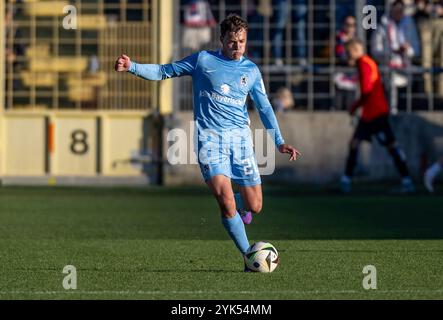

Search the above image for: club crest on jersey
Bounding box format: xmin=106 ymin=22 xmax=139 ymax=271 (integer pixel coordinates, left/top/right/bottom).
xmin=221 ymin=84 xmax=230 ymax=94
xmin=240 ymin=75 xmax=248 ymax=86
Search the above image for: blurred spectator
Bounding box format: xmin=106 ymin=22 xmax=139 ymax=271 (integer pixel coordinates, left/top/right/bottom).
xmin=333 ymin=15 xmax=358 ymax=111
xmin=414 ymin=0 xmax=443 ymax=96
xmin=248 ymin=0 xmax=306 ymax=65
xmin=400 ymin=1 xmax=421 ymax=59
xmin=182 ymin=0 xmax=216 ymax=51
xmin=272 ymin=0 xmax=290 ymax=66
xmin=335 ymin=0 xmax=355 ymax=29
xmin=370 ymin=0 xmax=416 ymax=114
xmin=292 ymin=0 xmax=307 ymax=65
xmin=257 ymin=0 xmax=273 ymax=19
xmin=336 ymin=16 xmax=357 ymax=62
xmin=247 ymin=0 xmax=272 ymax=61
xmin=272 ymin=87 xmax=295 ymax=113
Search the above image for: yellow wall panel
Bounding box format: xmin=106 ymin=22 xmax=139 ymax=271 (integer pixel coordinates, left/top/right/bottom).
xmin=0 ymin=111 xmax=151 ymax=179
xmin=4 ymin=116 xmax=45 ymax=175
xmin=102 ymin=117 xmax=145 ymax=176
xmin=53 ymin=117 xmax=96 ymax=176
xmin=158 ymin=0 xmax=173 ymax=115
xmin=24 ymin=1 xmax=69 ymax=16
xmin=0 ymin=0 xmax=4 ymax=114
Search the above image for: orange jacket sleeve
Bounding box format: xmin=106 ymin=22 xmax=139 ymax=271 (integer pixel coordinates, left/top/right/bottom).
xmin=359 ymin=60 xmax=376 ymax=95
xmin=350 ymin=58 xmax=377 ymax=114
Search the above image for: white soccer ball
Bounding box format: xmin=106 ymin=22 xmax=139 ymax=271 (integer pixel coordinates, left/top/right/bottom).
xmin=244 ymin=241 xmax=279 ymax=273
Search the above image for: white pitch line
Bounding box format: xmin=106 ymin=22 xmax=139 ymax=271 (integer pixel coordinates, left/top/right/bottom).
xmin=0 ymin=289 xmax=442 ymax=296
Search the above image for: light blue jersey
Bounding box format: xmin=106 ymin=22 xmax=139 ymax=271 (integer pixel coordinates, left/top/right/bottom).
xmin=128 ymin=50 xmax=284 ymax=146
xmin=128 ymin=50 xmax=285 ymax=186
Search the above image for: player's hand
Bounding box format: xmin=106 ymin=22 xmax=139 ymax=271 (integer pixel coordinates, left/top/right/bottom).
xmin=278 ymin=144 xmax=301 ymax=161
xmin=115 ymin=54 xmax=131 ymax=72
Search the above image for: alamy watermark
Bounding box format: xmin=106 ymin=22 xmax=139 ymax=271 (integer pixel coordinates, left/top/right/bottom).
xmin=166 ymin=121 xmax=276 ymax=176
xmin=61 ymin=4 xmax=378 ymax=30
xmin=63 ymin=265 xmax=77 ymax=290
xmin=362 ymin=265 xmax=377 ymax=290
xmin=63 ymin=5 xmax=77 ymax=30
xmin=362 ymin=5 xmax=377 ymax=30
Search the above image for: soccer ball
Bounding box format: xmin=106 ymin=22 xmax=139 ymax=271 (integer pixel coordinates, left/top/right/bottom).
xmin=244 ymin=241 xmax=279 ymax=273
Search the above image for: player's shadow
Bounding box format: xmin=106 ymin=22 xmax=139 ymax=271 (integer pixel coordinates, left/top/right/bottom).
xmin=255 ymin=113 xmax=443 ymax=240
xmin=140 ymin=269 xmax=239 ymax=273
xmin=6 ymin=267 xmax=238 ymax=273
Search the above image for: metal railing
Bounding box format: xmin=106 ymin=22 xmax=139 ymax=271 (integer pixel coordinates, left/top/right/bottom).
xmin=3 ymin=0 xmax=442 ymax=112
xmin=174 ymin=0 xmax=443 ymax=113
xmin=3 ymin=0 xmax=155 ymax=111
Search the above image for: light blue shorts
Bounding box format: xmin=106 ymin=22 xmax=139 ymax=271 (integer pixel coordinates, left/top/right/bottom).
xmin=197 ymin=128 xmax=261 ymax=187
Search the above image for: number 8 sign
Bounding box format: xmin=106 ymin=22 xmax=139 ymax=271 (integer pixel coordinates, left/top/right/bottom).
xmin=70 ymin=130 xmax=89 ymax=155
xmin=51 ymin=117 xmax=97 ymax=175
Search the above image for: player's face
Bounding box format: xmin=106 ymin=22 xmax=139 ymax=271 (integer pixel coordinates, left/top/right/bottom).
xmin=221 ymin=29 xmax=247 ymax=61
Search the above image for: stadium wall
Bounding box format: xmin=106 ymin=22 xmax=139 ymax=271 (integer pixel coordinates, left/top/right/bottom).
xmin=1 ymin=111 xmax=442 ymax=186
xmin=164 ymin=111 xmax=443 ymax=185
xmin=0 ymin=111 xmax=154 ymax=186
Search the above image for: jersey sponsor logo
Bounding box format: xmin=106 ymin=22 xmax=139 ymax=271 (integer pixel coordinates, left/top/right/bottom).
xmin=221 ymin=84 xmax=230 ymax=94
xmin=199 ymin=90 xmax=245 ymax=106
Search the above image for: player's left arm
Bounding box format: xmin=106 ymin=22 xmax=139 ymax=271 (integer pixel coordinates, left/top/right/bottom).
xmin=249 ymin=68 xmax=301 ymax=161
xmin=350 ymin=60 xmax=376 ymax=115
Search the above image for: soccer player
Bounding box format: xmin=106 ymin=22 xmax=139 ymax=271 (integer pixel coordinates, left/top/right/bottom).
xmin=115 ymin=14 xmax=300 ymax=271
xmin=340 ymin=39 xmax=414 ymax=193
xmin=424 ymin=157 xmax=443 ymax=193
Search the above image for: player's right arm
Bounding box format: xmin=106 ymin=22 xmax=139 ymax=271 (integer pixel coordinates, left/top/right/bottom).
xmin=114 ymin=53 xmax=199 ymax=80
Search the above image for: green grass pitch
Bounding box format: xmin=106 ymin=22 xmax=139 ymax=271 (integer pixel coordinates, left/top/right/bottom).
xmin=0 ymin=185 xmax=442 ymax=300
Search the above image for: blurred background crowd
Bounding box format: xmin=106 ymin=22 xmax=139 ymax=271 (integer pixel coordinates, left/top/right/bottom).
xmin=3 ymin=0 xmax=443 ymax=113
xmin=177 ymin=0 xmax=443 ymax=114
